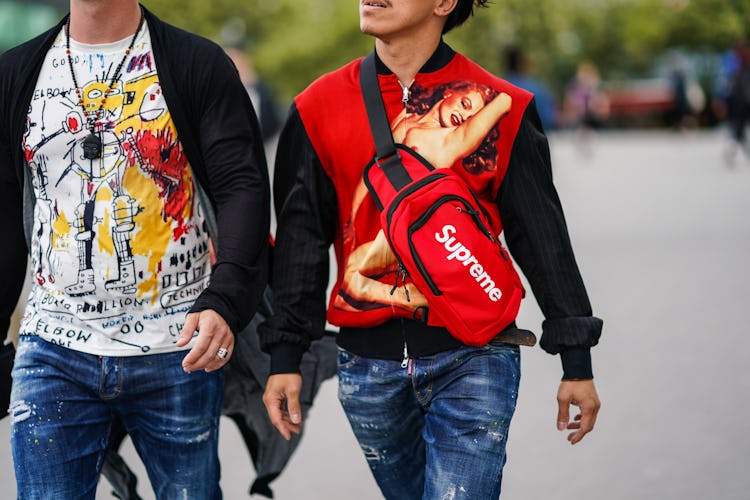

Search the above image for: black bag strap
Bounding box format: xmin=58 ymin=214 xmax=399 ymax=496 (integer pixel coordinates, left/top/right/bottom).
xmin=360 ymin=52 xmax=412 ymax=191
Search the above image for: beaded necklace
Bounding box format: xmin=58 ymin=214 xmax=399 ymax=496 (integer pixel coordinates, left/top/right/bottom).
xmin=65 ymin=8 xmax=144 ymax=159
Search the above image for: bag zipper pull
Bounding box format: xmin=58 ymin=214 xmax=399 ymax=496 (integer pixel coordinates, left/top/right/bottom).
xmin=456 ymin=206 xmax=496 ymax=241
xmin=390 ymin=264 xmax=410 ymax=302
xmin=456 ymin=206 xmax=479 ymax=216
xmin=390 ymin=271 xmax=400 ymax=296
xmin=401 ymin=266 xmax=410 ymax=302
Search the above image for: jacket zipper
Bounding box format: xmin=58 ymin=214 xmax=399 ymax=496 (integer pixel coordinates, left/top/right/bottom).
xmin=396 ymin=78 xmax=413 ymax=375
xmin=398 ymin=79 xmax=412 ymax=108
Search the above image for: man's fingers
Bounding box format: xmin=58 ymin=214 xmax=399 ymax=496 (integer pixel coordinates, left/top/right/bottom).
xmin=567 ymin=400 xmax=598 ymax=444
xmin=568 ymin=411 xmax=594 ymax=444
xmin=556 ymin=379 xmax=601 ymax=444
xmin=263 ymin=374 xmax=303 ymax=440
xmin=181 ymin=328 xmax=214 ymax=370
xmin=188 ymin=337 xmax=229 ymax=372
xmin=275 ymin=408 xmax=302 ymax=441
xmin=183 ymin=333 xmax=234 ymax=372
xmin=285 ymin=394 xmax=302 ymax=425
xmin=265 ymin=404 xmax=289 ymax=440
xmin=180 ymin=310 xmax=234 ymax=372
xmin=556 ymin=397 xmax=571 ymax=431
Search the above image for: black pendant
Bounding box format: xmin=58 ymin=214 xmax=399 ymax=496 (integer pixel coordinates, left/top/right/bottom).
xmin=83 ymin=131 xmax=102 ymax=159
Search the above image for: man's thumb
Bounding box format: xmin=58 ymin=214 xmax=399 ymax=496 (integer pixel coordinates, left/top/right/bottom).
xmin=176 ymin=313 xmax=199 ymax=346
xmin=287 ymin=397 xmax=302 ymax=424
xmin=557 ymin=400 xmax=569 ymax=430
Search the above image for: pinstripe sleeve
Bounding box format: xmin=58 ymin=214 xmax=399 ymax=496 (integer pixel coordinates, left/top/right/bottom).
xmin=258 ymin=104 xmax=338 ymax=375
xmin=498 ymin=99 xmax=602 ymax=379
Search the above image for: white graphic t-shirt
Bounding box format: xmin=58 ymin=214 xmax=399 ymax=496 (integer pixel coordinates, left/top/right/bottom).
xmin=19 ymin=23 xmax=211 ymax=355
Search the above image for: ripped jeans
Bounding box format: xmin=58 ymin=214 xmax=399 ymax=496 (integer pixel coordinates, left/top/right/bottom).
xmin=9 ymin=335 xmax=223 ymax=500
xmin=338 ymin=342 xmax=520 ymax=500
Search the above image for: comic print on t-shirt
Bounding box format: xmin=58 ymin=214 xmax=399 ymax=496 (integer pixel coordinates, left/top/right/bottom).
xmin=19 ymin=23 xmax=210 ymax=355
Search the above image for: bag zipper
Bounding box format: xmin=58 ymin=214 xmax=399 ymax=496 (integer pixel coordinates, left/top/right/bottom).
xmin=404 ymin=194 xmax=497 ymax=295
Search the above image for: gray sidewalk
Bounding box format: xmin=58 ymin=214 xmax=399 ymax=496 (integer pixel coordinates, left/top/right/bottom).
xmin=2 ymin=128 xmax=749 ymax=499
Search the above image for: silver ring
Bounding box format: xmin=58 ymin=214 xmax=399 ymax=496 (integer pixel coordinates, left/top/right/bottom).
xmin=216 ymin=347 xmax=228 ymax=360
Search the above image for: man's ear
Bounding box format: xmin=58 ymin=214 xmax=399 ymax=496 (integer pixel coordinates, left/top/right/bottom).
xmin=434 ymin=0 xmax=459 ymax=18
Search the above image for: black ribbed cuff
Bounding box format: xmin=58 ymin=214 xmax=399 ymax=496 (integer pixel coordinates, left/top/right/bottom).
xmin=560 ymin=347 xmax=593 ymax=380
xmin=1 ymin=318 xmax=9 ymax=345
xmin=1 ymin=342 xmax=16 ymax=418
xmin=269 ymin=343 xmax=306 ymax=375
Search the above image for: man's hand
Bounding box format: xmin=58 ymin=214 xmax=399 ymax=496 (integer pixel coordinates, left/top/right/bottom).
xmin=176 ymin=309 xmax=234 ymax=373
xmin=556 ymin=379 xmax=600 ymax=445
xmin=263 ymin=373 xmax=303 ymax=440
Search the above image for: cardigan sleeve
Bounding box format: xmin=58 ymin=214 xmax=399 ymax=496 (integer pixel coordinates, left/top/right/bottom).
xmin=0 ymin=65 xmax=29 ymax=344
xmin=175 ymin=37 xmax=271 ymax=334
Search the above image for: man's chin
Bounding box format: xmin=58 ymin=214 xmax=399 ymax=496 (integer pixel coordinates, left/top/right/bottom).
xmin=359 ymin=22 xmax=376 ymax=36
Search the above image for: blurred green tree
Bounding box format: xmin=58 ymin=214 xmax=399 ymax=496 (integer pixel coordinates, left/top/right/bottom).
xmin=13 ymin=0 xmax=750 ymax=104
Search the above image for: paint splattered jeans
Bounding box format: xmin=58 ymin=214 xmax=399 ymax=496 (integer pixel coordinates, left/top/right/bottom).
xmin=9 ymin=335 xmax=223 ymax=500
xmin=338 ymin=341 xmax=520 ymax=500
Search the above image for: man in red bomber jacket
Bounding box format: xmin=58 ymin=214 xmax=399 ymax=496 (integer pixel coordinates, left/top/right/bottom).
xmin=260 ymin=1 xmax=602 ymax=498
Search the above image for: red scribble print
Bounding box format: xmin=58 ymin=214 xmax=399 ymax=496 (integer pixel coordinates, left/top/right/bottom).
xmin=123 ymin=129 xmax=192 ymax=240
xmin=67 ymin=115 xmax=81 ymax=133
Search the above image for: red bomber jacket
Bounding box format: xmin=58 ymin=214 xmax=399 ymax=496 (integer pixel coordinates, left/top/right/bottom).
xmin=260 ymin=42 xmax=603 ymax=380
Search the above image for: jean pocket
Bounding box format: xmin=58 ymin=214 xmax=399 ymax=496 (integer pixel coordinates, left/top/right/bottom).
xmin=337 ymin=347 xmax=360 ymax=370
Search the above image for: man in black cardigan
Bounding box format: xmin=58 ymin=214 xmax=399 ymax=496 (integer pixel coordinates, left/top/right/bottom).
xmin=0 ymin=1 xmax=269 ymax=497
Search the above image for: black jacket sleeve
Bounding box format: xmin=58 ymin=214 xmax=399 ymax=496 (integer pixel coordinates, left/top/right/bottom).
xmin=145 ymin=11 xmax=271 ymax=335
xmin=0 ymin=50 xmax=30 ymax=345
xmin=499 ymin=99 xmax=602 ymax=380
xmin=185 ymin=43 xmax=271 ymax=334
xmin=258 ymin=104 xmax=338 ymax=375
xmin=0 ymin=139 xmax=28 ymax=345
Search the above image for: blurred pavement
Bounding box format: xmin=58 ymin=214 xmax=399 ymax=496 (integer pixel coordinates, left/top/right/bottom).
xmin=2 ymin=128 xmax=749 ymax=499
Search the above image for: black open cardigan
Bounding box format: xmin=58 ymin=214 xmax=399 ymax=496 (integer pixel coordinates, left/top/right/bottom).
xmin=0 ymin=6 xmax=270 ymax=341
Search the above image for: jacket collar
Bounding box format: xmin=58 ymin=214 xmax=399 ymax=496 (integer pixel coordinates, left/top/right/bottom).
xmin=373 ymin=39 xmax=455 ymax=76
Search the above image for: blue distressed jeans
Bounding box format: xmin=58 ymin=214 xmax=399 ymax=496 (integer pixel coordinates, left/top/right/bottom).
xmin=338 ymin=342 xmax=521 ymax=500
xmin=9 ymin=335 xmax=223 ymax=500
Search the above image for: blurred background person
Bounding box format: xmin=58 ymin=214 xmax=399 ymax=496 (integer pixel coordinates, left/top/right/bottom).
xmin=221 ymin=18 xmax=282 ymax=144
xmin=724 ymin=40 xmax=750 ymax=165
xmin=667 ymin=57 xmax=691 ymax=130
xmin=562 ymin=60 xmax=610 ymax=155
xmin=503 ymin=45 xmax=557 ymax=132
xmin=563 ymin=60 xmax=610 ymax=130
xmin=226 ymin=46 xmax=282 ymax=144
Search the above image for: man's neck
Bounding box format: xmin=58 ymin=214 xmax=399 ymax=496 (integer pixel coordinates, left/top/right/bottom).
xmin=375 ymin=32 xmax=442 ymax=85
xmin=68 ymin=0 xmax=142 ymax=44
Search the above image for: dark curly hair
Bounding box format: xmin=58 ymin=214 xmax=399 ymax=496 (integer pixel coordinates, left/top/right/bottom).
xmin=443 ymin=0 xmax=491 ymax=34
xmin=406 ymin=80 xmax=500 ymax=174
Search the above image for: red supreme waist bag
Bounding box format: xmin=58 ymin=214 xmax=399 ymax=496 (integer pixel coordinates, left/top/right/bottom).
xmin=360 ymin=53 xmax=524 ymax=346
